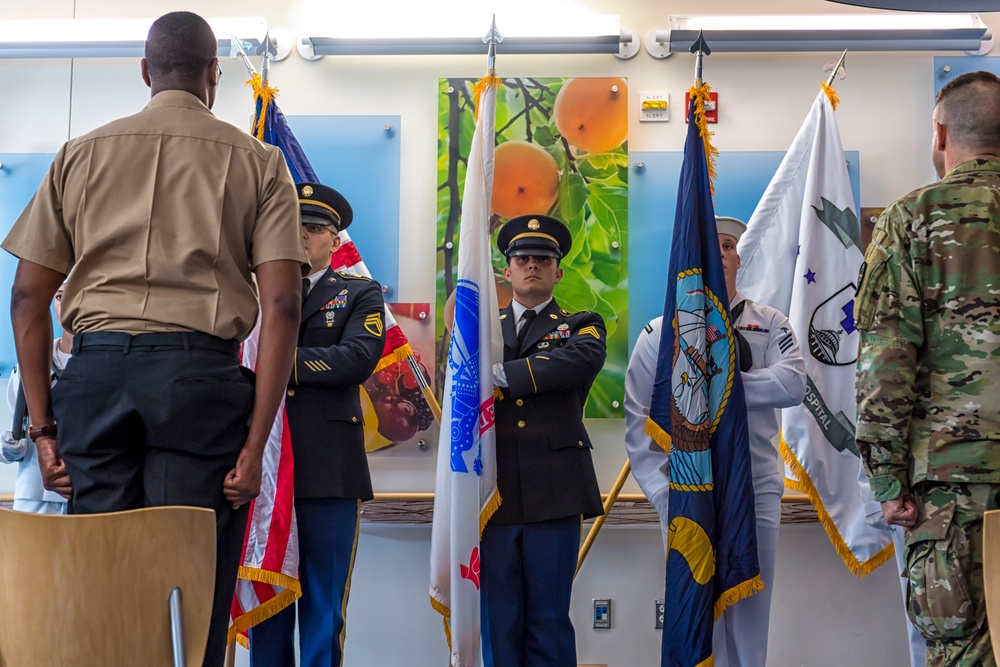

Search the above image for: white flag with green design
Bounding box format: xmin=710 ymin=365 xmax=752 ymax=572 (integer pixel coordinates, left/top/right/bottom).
xmin=736 ymin=88 xmax=894 ymax=576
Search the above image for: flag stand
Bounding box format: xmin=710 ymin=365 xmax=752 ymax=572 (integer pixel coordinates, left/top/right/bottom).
xmin=576 ymin=460 xmax=631 ymax=575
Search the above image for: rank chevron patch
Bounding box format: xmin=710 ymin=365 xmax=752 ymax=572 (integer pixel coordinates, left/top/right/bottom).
xmin=364 ymin=312 xmax=384 ymax=337
xmin=577 ymin=325 xmax=601 ymax=340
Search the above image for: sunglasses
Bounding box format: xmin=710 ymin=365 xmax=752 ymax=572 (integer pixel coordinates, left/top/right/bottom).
xmin=303 ymin=222 xmax=335 ymax=235
xmin=511 ymin=255 xmax=555 ymax=266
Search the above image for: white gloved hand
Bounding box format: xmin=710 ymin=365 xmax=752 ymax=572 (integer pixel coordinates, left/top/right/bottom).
xmin=492 ymin=362 xmax=509 ymax=388
xmin=0 ymin=431 xmax=27 ymax=463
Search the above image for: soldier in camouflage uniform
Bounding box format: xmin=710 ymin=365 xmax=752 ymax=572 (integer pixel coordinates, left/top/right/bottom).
xmin=856 ymin=70 xmax=1000 ymax=667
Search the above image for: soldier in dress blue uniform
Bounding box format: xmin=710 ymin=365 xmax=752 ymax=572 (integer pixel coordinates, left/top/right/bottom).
xmin=250 ymin=183 xmax=386 ymax=667
xmin=483 ymin=214 xmax=607 ymax=667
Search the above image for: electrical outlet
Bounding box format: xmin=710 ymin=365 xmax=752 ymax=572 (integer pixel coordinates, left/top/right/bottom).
xmin=654 ymin=599 xmax=665 ymax=629
xmin=593 ymin=598 xmax=611 ymax=629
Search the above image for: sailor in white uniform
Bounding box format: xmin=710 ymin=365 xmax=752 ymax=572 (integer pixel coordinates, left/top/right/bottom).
xmin=625 ymin=216 xmax=807 ymax=667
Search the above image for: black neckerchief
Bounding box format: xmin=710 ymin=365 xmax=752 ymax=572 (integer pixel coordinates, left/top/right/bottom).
xmin=731 ymin=300 xmax=753 ymax=373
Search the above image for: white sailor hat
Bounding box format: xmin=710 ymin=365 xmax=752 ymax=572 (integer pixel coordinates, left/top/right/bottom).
xmin=716 ymin=216 xmax=747 ymax=241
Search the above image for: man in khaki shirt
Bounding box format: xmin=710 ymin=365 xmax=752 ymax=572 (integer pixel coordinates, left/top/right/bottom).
xmin=2 ymin=12 xmax=305 ymax=667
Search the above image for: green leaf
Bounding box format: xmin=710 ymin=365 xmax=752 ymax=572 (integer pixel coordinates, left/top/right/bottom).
xmin=590 ymin=252 xmax=621 ymax=287
xmin=587 ymin=186 xmax=627 ymax=243
xmin=533 ymin=124 xmax=556 ymax=147
xmin=617 ymin=164 xmax=629 ymax=185
xmin=558 ymin=172 xmax=589 ymax=221
xmin=577 ymin=159 xmax=618 ymax=181
xmin=583 ymin=152 xmax=629 ymax=171
xmin=554 ymin=264 xmax=597 ymax=313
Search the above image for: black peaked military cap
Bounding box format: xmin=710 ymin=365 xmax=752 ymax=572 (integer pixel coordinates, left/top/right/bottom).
xmin=496 ymin=214 xmax=572 ymax=260
xmin=298 ymin=182 xmax=353 ymax=232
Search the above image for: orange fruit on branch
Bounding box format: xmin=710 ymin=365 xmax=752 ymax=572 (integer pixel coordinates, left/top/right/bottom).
xmin=490 ymin=140 xmax=560 ymax=219
xmin=554 ymin=77 xmax=628 ymax=154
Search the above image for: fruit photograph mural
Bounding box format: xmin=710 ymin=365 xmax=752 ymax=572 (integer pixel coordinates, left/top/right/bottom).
xmin=361 ymin=303 xmax=439 ymax=454
xmin=435 ymin=77 xmax=629 ymax=418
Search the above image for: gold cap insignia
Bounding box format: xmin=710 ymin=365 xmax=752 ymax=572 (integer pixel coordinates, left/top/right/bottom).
xmin=301 ymin=185 xmax=314 ymax=197
xmin=527 ymin=219 xmax=541 ymax=231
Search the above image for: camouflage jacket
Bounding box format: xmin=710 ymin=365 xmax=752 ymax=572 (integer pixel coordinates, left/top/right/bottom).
xmin=855 ymin=158 xmax=1000 ymax=502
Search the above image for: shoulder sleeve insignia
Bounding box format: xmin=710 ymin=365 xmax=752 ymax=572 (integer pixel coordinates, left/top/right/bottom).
xmin=577 ymin=325 xmax=601 ymax=340
xmin=364 ymin=312 xmax=384 ymax=337
xmin=338 ymin=271 xmax=372 ymax=281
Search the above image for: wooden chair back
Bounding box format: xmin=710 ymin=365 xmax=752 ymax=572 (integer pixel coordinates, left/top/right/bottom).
xmin=0 ymin=506 xmax=215 ymax=667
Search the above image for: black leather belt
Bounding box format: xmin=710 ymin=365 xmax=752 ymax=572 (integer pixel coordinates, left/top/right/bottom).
xmin=72 ymin=331 xmax=239 ymax=357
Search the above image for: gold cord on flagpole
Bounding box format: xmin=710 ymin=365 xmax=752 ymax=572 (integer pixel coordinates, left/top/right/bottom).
xmin=689 ymin=83 xmax=719 ymax=194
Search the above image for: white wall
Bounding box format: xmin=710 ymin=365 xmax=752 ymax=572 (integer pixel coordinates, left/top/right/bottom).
xmin=3 ymin=0 xmax=993 ymax=664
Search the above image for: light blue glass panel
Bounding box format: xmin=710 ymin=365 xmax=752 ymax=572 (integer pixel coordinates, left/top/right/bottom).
xmin=285 ymin=115 xmax=401 ymax=296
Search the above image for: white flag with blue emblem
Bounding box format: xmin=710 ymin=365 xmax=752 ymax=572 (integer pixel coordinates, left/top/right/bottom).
xmin=429 ymin=76 xmax=503 ymax=667
xmin=736 ymin=87 xmax=894 ymax=577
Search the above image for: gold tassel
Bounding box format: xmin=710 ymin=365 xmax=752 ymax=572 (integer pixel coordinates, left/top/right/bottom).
xmin=821 ymin=82 xmax=840 ymax=111
xmin=780 ymin=439 xmax=896 ymax=577
xmin=471 ymin=74 xmax=503 ymax=122
xmin=689 ymin=83 xmax=720 ymax=196
xmin=248 ymin=73 xmax=280 ymax=142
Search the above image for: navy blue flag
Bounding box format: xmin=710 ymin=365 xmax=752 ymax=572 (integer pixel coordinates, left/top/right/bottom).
xmin=645 ymin=90 xmax=762 ymax=667
xmin=251 ymin=75 xmax=317 ymax=183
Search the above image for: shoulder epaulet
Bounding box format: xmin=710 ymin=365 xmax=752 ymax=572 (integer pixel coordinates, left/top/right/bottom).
xmin=338 ymin=271 xmax=371 ymax=281
xmin=559 ymin=308 xmax=589 ymax=317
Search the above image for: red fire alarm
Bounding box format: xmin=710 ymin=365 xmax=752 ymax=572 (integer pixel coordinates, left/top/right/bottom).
xmin=684 ymin=91 xmax=719 ymax=124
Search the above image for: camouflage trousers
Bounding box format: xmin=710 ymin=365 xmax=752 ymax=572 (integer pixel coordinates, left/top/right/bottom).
xmin=905 ymin=482 xmax=1000 ymax=667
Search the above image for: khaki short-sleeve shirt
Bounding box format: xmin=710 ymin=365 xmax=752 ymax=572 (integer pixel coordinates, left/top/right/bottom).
xmin=2 ymin=90 xmax=307 ymax=340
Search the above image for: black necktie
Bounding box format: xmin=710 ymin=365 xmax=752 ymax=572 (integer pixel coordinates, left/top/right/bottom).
xmin=516 ymin=309 xmax=537 ymax=348
xmin=731 ymin=300 xmax=753 ymax=373
xmin=302 ymin=278 xmax=311 ymax=305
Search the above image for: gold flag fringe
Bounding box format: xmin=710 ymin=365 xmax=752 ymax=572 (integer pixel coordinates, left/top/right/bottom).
xmin=228 ymin=566 xmax=303 ymax=646
xmin=248 ymin=74 xmax=280 ymax=142
xmin=779 ymin=438 xmax=895 ymax=577
xmin=480 ymin=489 xmax=502 ymax=537
xmin=713 ymin=573 xmax=765 ymax=621
xmin=779 ymin=429 xmax=808 ymax=492
xmin=471 ymin=74 xmax=503 ymax=122
xmin=695 ymin=654 xmax=716 ymax=667
xmin=689 ymin=83 xmax=720 ymax=195
xmin=429 ymin=596 xmax=453 ymax=654
xmin=821 ymin=82 xmax=840 ymax=111
xmin=371 ymin=343 xmax=416 ymax=374
xmin=645 ymin=416 xmax=672 ymax=453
